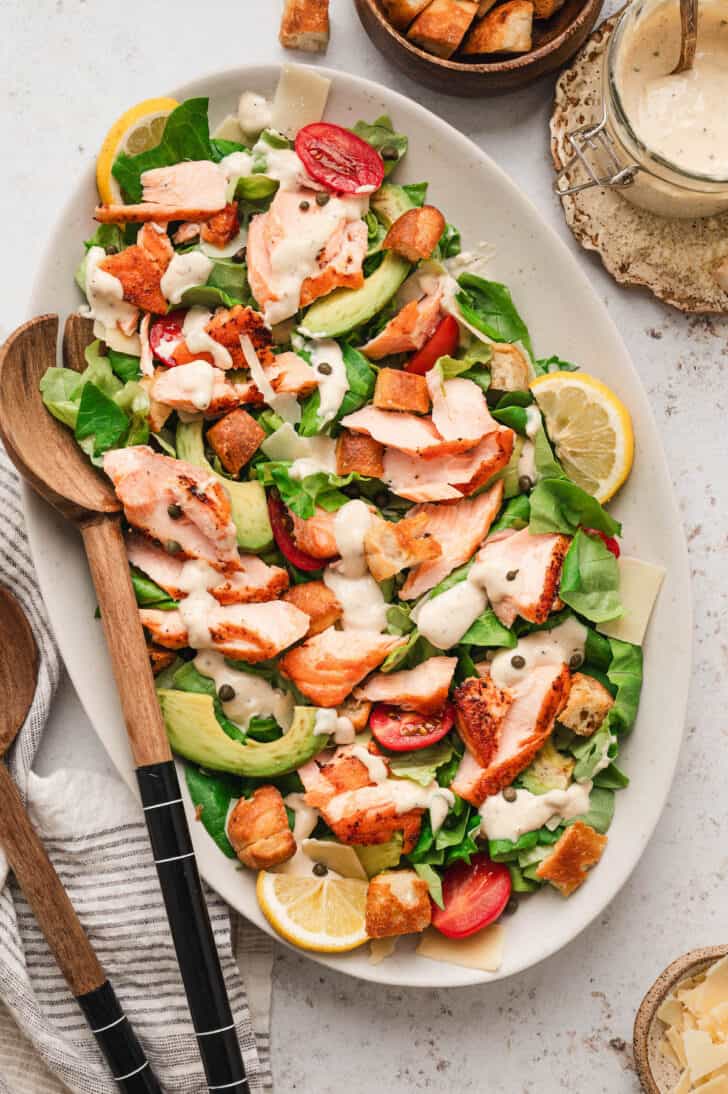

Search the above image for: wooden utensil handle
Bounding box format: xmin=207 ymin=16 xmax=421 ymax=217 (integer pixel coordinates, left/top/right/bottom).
xmin=80 ymin=516 xmax=172 ymax=768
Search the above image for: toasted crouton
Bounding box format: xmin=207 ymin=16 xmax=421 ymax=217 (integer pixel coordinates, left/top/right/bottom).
xmin=336 ymin=429 xmax=385 ymax=478
xmin=374 ymin=368 xmax=430 ymax=415
xmin=337 ymin=696 xmax=372 ymax=731
xmin=365 ymin=870 xmax=432 ymax=938
xmin=140 ymin=371 xmax=173 ymax=433
xmin=453 ymin=675 xmax=513 ymax=767
xmin=461 ymin=0 xmax=534 ymax=53
xmin=206 ymin=409 xmax=265 ymax=476
xmin=227 ymin=786 xmax=296 ymax=870
xmin=364 ymin=511 xmax=442 ymax=582
xmin=535 ymin=821 xmax=607 ymax=896
xmin=283 ymin=580 xmax=342 ymax=636
xmin=147 ymin=643 xmax=176 ymax=676
xmin=407 ymin=0 xmax=478 ymax=57
xmin=384 ymin=206 xmax=447 ymax=263
xmin=532 ymin=0 xmax=564 ymax=16
xmin=489 ymin=343 xmax=530 ymax=392
xmin=279 ymin=0 xmax=330 ymax=52
xmin=558 ymin=672 xmax=615 ymax=737
xmin=380 ymin=0 xmax=432 ymax=29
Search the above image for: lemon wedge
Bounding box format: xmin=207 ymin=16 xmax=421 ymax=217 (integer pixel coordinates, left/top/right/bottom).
xmin=256 ymin=870 xmax=369 ymax=953
xmin=530 ymin=371 xmax=634 ymax=503
xmin=96 ymin=97 xmax=178 ymax=205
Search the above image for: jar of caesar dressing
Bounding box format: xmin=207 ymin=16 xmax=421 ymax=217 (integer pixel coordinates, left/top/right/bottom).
xmin=555 ymin=0 xmax=728 ymax=219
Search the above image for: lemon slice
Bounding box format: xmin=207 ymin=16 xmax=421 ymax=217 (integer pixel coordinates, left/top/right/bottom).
xmin=96 ymin=97 xmax=179 ymax=204
xmin=530 ymin=371 xmax=634 ymax=503
xmin=256 ymin=871 xmax=369 ymax=953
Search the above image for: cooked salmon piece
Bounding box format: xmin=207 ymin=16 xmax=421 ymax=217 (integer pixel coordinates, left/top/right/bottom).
xmin=289 ymin=506 xmax=339 ymax=560
xmin=335 ymin=430 xmax=385 ymax=478
xmin=366 ymin=870 xmax=432 ymax=938
xmin=472 ymin=528 xmax=571 ymax=627
xmin=99 ymin=223 xmax=173 ymax=314
xmin=227 ymin=786 xmax=296 ymax=870
xmin=399 ymin=482 xmax=503 ymax=599
xmin=140 ymin=370 xmax=173 ymax=433
xmin=95 ymin=160 xmax=228 ymax=224
xmin=426 ymin=372 xmax=499 ymax=448
xmin=138 ymin=222 xmax=174 ymax=269
xmin=303 ymin=752 xmax=376 ymax=807
xmin=363 ymin=510 xmax=441 ymax=582
xmin=360 ymin=290 xmax=443 ymax=361
xmin=383 ymin=205 xmax=446 ymax=263
xmin=300 ymin=216 xmax=368 ymax=306
xmin=172 ymin=221 xmax=201 ymax=246
xmin=140 ymin=599 xmax=310 ymax=660
xmin=282 ymin=580 xmax=342 ymax=637
xmin=452 ymin=675 xmax=513 ymax=767
xmin=172 ymin=305 xmax=274 ymax=369
xmin=383 ymin=428 xmax=514 ymax=503
xmin=200 ymin=201 xmax=240 ymax=248
xmin=354 ymin=656 xmax=457 ymax=715
xmin=535 ymin=821 xmax=607 ymax=897
xmin=206 ymin=409 xmax=265 ymax=475
xmin=279 ymin=626 xmax=405 ymax=706
xmin=126 ymin=532 xmax=288 ymax=605
xmin=151 ymin=364 xmax=241 ymax=417
xmin=452 ymin=663 xmax=571 ymax=805
xmin=373 ymin=368 xmax=430 ymax=415
xmin=340 ymin=407 xmax=447 ymax=457
xmin=147 ymin=643 xmax=176 ymax=675
xmin=104 ymin=446 xmax=241 ymax=574
xmin=266 ymin=351 xmax=319 ymax=396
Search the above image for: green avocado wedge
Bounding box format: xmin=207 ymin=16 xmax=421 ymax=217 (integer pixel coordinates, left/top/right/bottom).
xmin=158 ymin=692 xmax=327 ymax=776
xmin=301 ymin=252 xmax=411 ymax=339
xmin=370 ymin=183 xmax=416 ymax=228
xmin=176 ymin=420 xmax=273 ymax=552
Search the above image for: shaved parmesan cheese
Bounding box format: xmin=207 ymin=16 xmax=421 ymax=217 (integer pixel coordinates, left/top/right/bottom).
xmin=271 ymin=64 xmax=331 ymax=138
xmin=683 ymin=1030 xmax=728 ymax=1083
xmin=369 ymin=937 xmax=397 ymax=965
xmin=658 ymin=997 xmax=686 ymax=1028
xmin=416 ymin=925 xmax=505 ymax=972
xmin=261 ymin=422 xmax=337 ymax=478
xmin=597 ymin=556 xmax=665 ymax=645
xmin=92 ymin=318 xmax=141 ymax=356
xmin=213 ymin=113 xmax=246 ymax=143
xmin=696 ymin=955 xmax=728 ymax=1014
xmin=301 ymin=838 xmax=368 ymax=880
xmin=665 ymin=1025 xmax=688 ymax=1069
xmin=699 ymin=1071 xmax=728 ymax=1093
xmin=699 ymin=1002 xmax=728 ymax=1040
xmin=671 ymin=1072 xmax=691 ymax=1094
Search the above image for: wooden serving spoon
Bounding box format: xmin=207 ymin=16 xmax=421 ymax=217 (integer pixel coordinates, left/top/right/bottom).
xmin=0 ymin=586 xmax=161 ymax=1092
xmin=670 ymin=0 xmax=699 ymax=75
xmin=0 ymin=314 xmax=248 ymax=1094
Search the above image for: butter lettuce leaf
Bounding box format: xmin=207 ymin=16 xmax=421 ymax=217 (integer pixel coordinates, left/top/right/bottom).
xmin=528 ymin=478 xmax=621 ymax=537
xmin=456 ymin=273 xmax=534 ymax=358
xmin=184 ymin=764 xmax=240 ymax=858
xmin=559 ymin=529 xmax=622 ymax=623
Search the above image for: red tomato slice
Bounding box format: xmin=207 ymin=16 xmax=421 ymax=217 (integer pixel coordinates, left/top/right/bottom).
xmin=405 ymin=314 xmax=460 ymax=375
xmin=295 ymin=123 xmax=385 ymax=195
xmin=369 ymin=702 xmax=455 ymax=752
xmin=583 ymin=527 xmax=621 ymax=558
xmin=431 ymin=854 xmax=512 ymax=939
xmin=267 ymin=491 xmax=331 ymax=573
xmin=149 ymin=310 xmax=186 ymax=367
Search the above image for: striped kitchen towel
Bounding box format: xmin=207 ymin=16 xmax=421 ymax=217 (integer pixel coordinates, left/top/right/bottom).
xmin=0 ymin=448 xmax=275 ymax=1093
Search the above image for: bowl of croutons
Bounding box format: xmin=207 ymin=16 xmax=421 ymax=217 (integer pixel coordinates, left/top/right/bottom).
xmin=354 ymin=0 xmax=604 ymax=94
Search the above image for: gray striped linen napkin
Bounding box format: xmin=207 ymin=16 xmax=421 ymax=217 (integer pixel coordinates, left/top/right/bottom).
xmin=0 ymin=447 xmax=274 ymax=1094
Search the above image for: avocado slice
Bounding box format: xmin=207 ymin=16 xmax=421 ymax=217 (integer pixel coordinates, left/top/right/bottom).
xmin=158 ymin=691 xmax=327 ymax=776
xmin=520 ymin=740 xmax=575 ymax=795
xmin=176 ymin=420 xmax=273 ymax=552
xmin=302 ymin=252 xmax=411 ymax=339
xmin=370 ymin=183 xmax=416 ymax=229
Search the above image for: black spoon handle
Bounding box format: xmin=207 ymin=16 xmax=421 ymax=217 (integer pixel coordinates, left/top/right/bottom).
xmin=76 ymin=981 xmax=161 ymax=1092
xmin=137 ymin=761 xmax=249 ymax=1094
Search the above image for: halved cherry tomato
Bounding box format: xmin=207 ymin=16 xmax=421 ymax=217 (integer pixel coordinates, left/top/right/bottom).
xmin=583 ymin=527 xmax=621 ymax=558
xmin=405 ymin=314 xmax=460 ymax=375
xmin=149 ymin=310 xmax=186 ymax=367
xmin=431 ymin=854 xmax=512 ymax=939
xmin=369 ymin=702 xmax=455 ymax=752
xmin=295 ymin=123 xmax=385 ymax=195
xmin=267 ymin=491 xmax=329 ymax=573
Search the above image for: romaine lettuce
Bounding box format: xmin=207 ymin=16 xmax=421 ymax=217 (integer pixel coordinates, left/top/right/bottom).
xmin=559 ymin=528 xmax=623 ymax=624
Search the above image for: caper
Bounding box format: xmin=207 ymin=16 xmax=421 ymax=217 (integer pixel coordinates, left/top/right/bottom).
xmin=503 ymin=897 xmax=519 ymax=916
xmin=167 ymin=503 xmax=183 ymax=520
xmin=502 ymin=786 xmax=517 ymax=802
xmin=317 ymin=362 xmax=332 ymax=376
xmin=511 ymin=654 xmax=526 ymax=670
xmin=381 ymin=145 xmax=398 ymax=161
xmin=218 ymin=684 xmax=236 ymax=702
xmin=312 ymin=862 xmax=328 ymax=877
xmin=231 ymin=246 xmax=247 ymax=264
xmin=518 ymin=474 xmax=534 ymax=493
xmin=569 ymin=652 xmax=584 ymax=670
xmin=165 ymin=540 xmax=182 ymax=555
xmin=506 ymin=569 xmax=519 ymax=582
xmin=299 ymin=200 xmax=310 ymax=211
xmin=315 ymin=191 xmax=330 ymax=206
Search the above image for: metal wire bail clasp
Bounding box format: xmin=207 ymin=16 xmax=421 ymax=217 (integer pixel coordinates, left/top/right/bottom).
xmin=554 ymin=109 xmax=640 ymax=196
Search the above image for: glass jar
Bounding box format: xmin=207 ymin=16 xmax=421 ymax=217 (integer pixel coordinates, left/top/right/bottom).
xmin=555 ymin=0 xmax=728 ymax=219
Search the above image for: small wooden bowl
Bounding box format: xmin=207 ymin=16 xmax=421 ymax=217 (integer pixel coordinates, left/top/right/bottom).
xmin=354 ymin=0 xmax=605 ymax=96
xmin=633 ymin=945 xmax=728 ymax=1093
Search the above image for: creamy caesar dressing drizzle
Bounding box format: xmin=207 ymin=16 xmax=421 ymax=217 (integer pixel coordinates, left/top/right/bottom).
xmin=283 ymin=793 xmax=319 ymax=843
xmin=176 ymin=560 xmax=220 ymax=648
xmin=517 ymin=405 xmax=542 ymax=485
xmin=194 ymin=650 xmax=293 ymax=731
xmin=306 ymin=339 xmax=350 ymax=425
xmin=160 ymin=251 xmax=214 ymax=306
xmin=182 ymin=307 xmax=233 ymax=370
xmin=313 ymin=708 xmax=356 ymax=744
xmin=324 ymin=779 xmax=455 ymax=835
xmin=323 ymin=501 xmax=387 ymax=632
xmin=167 ymin=361 xmax=216 ymax=410
xmin=81 ymin=247 xmax=139 ymax=335
xmin=240 ymin=336 xmax=300 ymax=425
xmin=592 ymin=733 xmax=617 ymax=777
xmin=261 ymin=423 xmax=337 ymax=478
xmin=478 ymin=781 xmax=593 ymax=843
xmin=414 ymin=579 xmax=487 ymax=651
xmin=238 ymin=92 xmax=273 ymax=141
xmin=251 ymin=138 xmax=306 ymax=193
xmin=350 ymin=744 xmax=388 ymax=784
xmin=489 ymin=617 xmax=588 ymax=689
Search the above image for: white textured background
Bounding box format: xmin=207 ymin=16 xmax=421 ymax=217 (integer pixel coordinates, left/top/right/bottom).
xmin=1 ymin=0 xmax=726 ymax=1090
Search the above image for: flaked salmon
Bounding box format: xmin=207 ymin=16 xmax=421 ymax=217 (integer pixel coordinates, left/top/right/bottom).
xmin=360 ymin=290 xmax=442 ymax=361
xmin=172 ymin=305 xmax=274 ymax=369
xmin=427 ymin=372 xmax=498 ymax=447
xmin=452 ymin=675 xmax=513 ymax=767
xmin=200 ymin=202 xmax=240 ymax=248
xmin=99 ymin=223 xmax=173 ymax=315
xmin=104 ymin=446 xmax=241 ymax=573
xmin=400 ymin=482 xmax=504 ymax=600
xmin=151 ymin=363 xmax=241 ymax=417
xmin=471 ymin=528 xmax=571 ymax=626
xmin=265 ymin=351 xmax=319 ymax=396
xmin=279 ymin=626 xmax=405 ymax=707
xmin=95 ymin=161 xmax=228 ymax=224
xmin=289 ymin=507 xmax=338 ymax=560
xmin=140 ymin=599 xmax=310 ymax=661
xmin=383 ymin=427 xmax=514 ymax=503
xmin=363 ymin=510 xmax=442 ymax=583
xmin=354 ymin=656 xmax=457 ymax=715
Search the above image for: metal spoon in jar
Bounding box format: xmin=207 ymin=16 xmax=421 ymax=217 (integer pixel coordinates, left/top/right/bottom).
xmin=671 ymin=0 xmax=698 ymax=74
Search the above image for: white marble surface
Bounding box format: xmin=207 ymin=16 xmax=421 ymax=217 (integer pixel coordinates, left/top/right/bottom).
xmin=2 ymin=1 xmax=727 ymax=1090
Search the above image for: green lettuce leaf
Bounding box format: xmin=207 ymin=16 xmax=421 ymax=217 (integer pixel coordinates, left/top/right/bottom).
xmin=181 ymin=257 xmax=249 ymax=309
xmin=107 ymin=349 xmax=141 ymax=383
xmin=534 ymin=354 xmax=579 ymax=375
xmin=402 ymin=181 xmax=428 ymax=206
xmin=299 ymin=343 xmax=376 ymax=436
xmin=388 ymin=740 xmax=454 ymax=787
xmin=460 ymin=609 xmax=516 ymax=648
xmin=604 ymin=637 xmax=643 ymax=735
xmin=84 ymin=223 xmax=125 ymax=253
xmin=184 ymin=764 xmax=240 ymax=858
xmin=256 ymin=461 xmax=364 ymax=519
xmin=570 ymin=724 xmax=616 ymax=782
xmin=352 ymin=115 xmax=408 ymax=176
xmin=112 ymin=98 xmax=216 ymax=202
xmin=569 ymin=786 xmax=615 ymax=834
xmin=130 ymin=567 xmax=178 ymax=611
xmin=455 ymin=273 xmax=534 ymax=358
xmin=39 ymin=368 xmax=84 ymax=428
xmin=559 ymin=529 xmax=622 ymax=623
xmin=75 ymin=382 xmax=129 ymax=456
xmin=434 ymin=222 xmax=461 ymax=260
xmin=413 ymin=863 xmax=444 ymax=908
xmin=380 ymin=629 xmax=440 ymax=672
xmin=491 ymin=494 xmax=530 ymax=533
xmin=528 ymin=478 xmax=621 ymax=537
xmin=533 ymin=425 xmax=566 ymax=480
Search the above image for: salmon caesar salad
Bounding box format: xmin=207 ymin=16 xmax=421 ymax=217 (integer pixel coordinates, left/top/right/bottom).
xmin=40 ymin=65 xmax=666 ymax=969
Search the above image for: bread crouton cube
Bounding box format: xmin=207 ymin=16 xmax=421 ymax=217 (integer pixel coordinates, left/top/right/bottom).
xmin=379 ymin=0 xmax=432 ymax=29
xmin=336 ymin=429 xmax=385 ymax=478
xmin=279 ymin=0 xmax=330 ymax=52
xmin=532 ymin=0 xmax=565 ymax=17
xmin=337 ymin=697 xmax=372 ymax=731
xmin=461 ymin=0 xmax=534 ymax=53
xmin=206 ymin=409 xmax=265 ymax=476
xmin=227 ymin=786 xmax=296 ymax=870
xmin=535 ymin=821 xmax=607 ymax=896
xmin=453 ymin=676 xmax=513 ymax=768
xmin=141 ymin=372 xmax=173 ymax=434
xmin=407 ymin=0 xmax=479 ymax=57
xmin=558 ymin=672 xmax=615 ymax=737
xmin=374 ymin=368 xmax=430 ymax=414
xmin=383 ymin=206 xmax=446 ymax=263
xmin=365 ymin=870 xmax=432 ymax=938
xmin=283 ymin=579 xmax=342 ymax=636
xmin=489 ymin=342 xmax=530 ymax=392
xmin=364 ymin=510 xmax=441 ymax=582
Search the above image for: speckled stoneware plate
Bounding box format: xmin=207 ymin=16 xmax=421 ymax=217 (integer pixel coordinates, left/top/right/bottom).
xmin=23 ymin=63 xmax=691 ymax=987
xmin=634 ymin=946 xmax=728 ymax=1093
